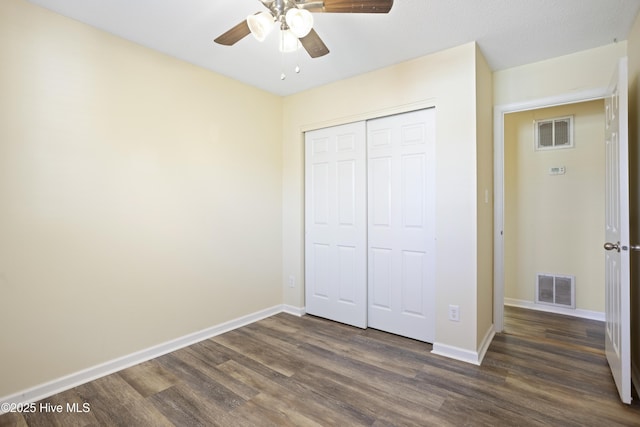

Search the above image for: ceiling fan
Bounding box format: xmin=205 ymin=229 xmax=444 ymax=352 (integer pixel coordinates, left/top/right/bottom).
xmin=214 ymin=0 xmax=394 ymax=59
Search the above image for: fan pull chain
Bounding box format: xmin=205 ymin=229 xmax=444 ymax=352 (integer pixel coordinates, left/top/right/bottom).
xmin=280 ymin=33 xmax=303 ymax=80
xmin=295 ymin=40 xmax=301 ymax=74
xmin=280 ymin=58 xmax=286 ymax=80
xmin=280 ymin=31 xmax=286 ymax=80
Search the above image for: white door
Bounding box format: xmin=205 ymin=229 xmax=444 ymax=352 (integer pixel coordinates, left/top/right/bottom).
xmin=603 ymin=57 xmax=631 ymax=404
xmin=367 ymin=109 xmax=436 ymax=342
xmin=305 ymin=122 xmax=367 ymax=328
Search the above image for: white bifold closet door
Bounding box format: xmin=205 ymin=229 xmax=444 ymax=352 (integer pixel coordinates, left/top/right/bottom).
xmin=305 ymin=109 xmax=435 ymax=342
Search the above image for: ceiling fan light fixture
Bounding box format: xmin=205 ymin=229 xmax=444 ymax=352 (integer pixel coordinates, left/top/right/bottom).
xmin=279 ymin=29 xmax=300 ymax=53
xmin=285 ymin=8 xmax=313 ymax=38
xmin=247 ymin=11 xmax=274 ymax=42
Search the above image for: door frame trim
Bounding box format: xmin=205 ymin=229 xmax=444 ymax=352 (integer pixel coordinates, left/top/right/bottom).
xmin=493 ymin=88 xmax=608 ymax=332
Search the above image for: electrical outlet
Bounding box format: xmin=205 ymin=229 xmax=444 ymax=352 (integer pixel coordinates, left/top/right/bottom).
xmin=288 ymin=275 xmax=295 ymax=288
xmin=448 ymin=304 xmax=460 ymax=322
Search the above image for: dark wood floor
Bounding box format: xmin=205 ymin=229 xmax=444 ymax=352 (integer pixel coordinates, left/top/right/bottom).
xmin=2 ymin=306 xmax=640 ymax=426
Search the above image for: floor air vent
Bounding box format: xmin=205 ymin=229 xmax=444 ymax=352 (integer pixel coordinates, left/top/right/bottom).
xmin=535 ymin=273 xmax=575 ymax=309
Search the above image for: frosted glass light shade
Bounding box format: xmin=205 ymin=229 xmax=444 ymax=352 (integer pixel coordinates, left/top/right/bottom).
xmin=285 ymin=8 xmax=313 ymax=38
xmin=279 ymin=30 xmax=300 ymax=53
xmin=247 ymin=12 xmax=274 ymax=42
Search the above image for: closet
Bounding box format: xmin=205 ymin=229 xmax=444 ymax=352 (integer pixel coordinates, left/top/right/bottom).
xmin=304 ymin=108 xmax=436 ymax=342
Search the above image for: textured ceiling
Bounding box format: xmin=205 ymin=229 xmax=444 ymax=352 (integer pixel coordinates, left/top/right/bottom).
xmin=26 ymin=0 xmax=640 ymax=96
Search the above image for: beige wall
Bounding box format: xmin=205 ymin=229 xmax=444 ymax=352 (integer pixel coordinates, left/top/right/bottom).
xmin=0 ymin=0 xmax=283 ymax=396
xmin=504 ymin=101 xmax=605 ymax=312
xmin=475 ymin=45 xmax=494 ymax=345
xmin=494 ymin=43 xmax=627 ymax=106
xmin=627 ymin=9 xmax=640 ymax=392
xmin=282 ymin=42 xmax=492 ymax=353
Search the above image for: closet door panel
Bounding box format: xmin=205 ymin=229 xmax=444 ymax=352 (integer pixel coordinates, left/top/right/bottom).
xmin=305 ymin=122 xmax=367 ymax=328
xmin=367 ymin=108 xmax=436 ymax=342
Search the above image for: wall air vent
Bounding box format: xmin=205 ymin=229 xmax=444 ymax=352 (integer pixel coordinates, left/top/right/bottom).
xmin=534 ymin=116 xmax=574 ymax=150
xmin=535 ymin=273 xmax=575 ymax=309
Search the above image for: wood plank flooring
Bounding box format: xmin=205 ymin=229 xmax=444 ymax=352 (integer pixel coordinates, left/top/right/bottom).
xmin=2 ymin=306 xmax=640 ymax=426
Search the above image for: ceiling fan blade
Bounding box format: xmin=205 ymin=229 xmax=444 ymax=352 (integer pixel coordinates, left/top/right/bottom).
xmin=214 ymin=18 xmax=252 ymax=46
xmin=299 ymin=28 xmax=329 ymax=58
xmin=297 ymin=0 xmax=393 ymax=13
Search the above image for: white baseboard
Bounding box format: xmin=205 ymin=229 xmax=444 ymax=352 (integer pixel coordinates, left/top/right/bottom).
xmin=282 ymin=305 xmax=306 ymax=317
xmin=477 ymin=324 xmax=496 ymax=365
xmin=504 ymin=298 xmax=605 ymax=321
xmin=431 ymin=343 xmax=482 ymax=365
xmin=432 ymin=323 xmax=495 ymax=366
xmin=0 ymin=304 xmax=300 ymax=413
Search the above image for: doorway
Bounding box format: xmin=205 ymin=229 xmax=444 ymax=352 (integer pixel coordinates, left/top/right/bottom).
xmin=502 ymin=100 xmax=606 ymax=328
xmin=493 ymin=88 xmax=609 ymax=333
